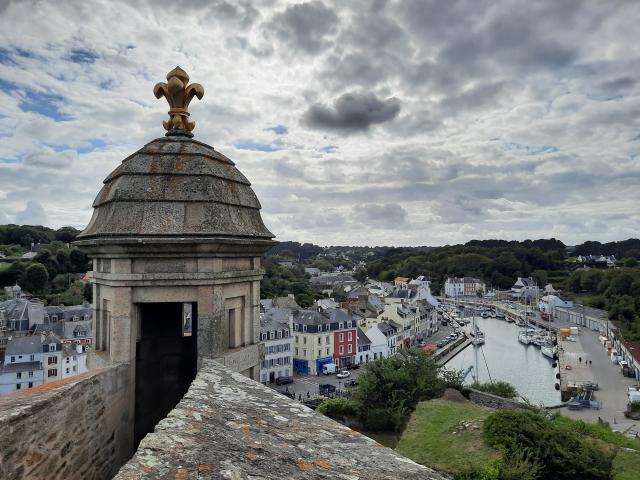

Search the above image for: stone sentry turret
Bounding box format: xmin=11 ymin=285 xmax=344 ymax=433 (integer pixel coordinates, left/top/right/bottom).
xmin=74 ymin=67 xmax=275 ymax=446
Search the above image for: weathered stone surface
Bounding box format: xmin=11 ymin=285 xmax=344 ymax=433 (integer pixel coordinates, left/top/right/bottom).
xmin=77 ymin=136 xmax=273 ymax=240
xmin=467 ymin=389 xmax=524 ymax=410
xmin=114 ymin=360 xmax=450 ymax=480
xmin=0 ymin=365 xmax=131 ymax=480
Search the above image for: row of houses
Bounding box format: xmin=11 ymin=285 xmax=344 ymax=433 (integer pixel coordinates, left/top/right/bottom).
xmin=258 ymin=276 xmax=440 ymax=383
xmin=0 ymin=290 xmax=93 ymax=395
xmin=0 ymin=333 xmax=88 ymax=395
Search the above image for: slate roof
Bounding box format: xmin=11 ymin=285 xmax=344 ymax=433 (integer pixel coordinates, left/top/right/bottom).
xmin=357 ymin=327 xmax=371 ymax=346
xmin=5 ymin=336 xmax=41 ymax=356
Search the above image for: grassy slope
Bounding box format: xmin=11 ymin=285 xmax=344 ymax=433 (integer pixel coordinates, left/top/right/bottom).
xmin=395 ymin=398 xmax=499 ymax=473
xmin=395 ymin=398 xmax=640 ymax=479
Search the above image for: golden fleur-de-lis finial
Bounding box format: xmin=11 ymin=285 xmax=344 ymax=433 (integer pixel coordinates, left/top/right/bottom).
xmin=153 ymin=66 xmax=204 ymax=137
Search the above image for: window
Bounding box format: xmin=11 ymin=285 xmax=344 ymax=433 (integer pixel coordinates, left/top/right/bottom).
xmin=295 ymin=348 xmax=298 ymax=356
xmin=16 ymin=372 xmax=22 ymax=379
xmin=339 ymin=323 xmax=343 ymax=329
xmin=28 ymin=371 xmax=33 ymax=378
xmin=49 ymin=343 xmax=56 ymax=352
xmin=66 ymin=357 xmax=70 ymax=364
xmin=348 ymin=344 xmax=353 ymax=354
xmin=339 ymin=333 xmax=344 ymax=342
xmin=52 ymin=315 xmax=58 ymax=322
xmin=303 ymin=325 xmax=307 ymax=332
xmin=303 ymin=337 xmax=307 ymax=345
xmin=339 ymin=345 xmax=344 ymax=355
xmin=47 ymin=357 xmax=57 ymax=365
xmin=303 ymin=349 xmax=307 ymax=356
xmin=348 ymin=332 xmax=352 ymax=341
xmin=326 ymin=335 xmax=330 ymax=344
xmin=28 ymin=382 xmax=33 ymax=388
xmin=66 ymin=368 xmax=70 ymax=374
xmin=347 ymin=321 xmax=352 ymax=328
xmin=269 ymin=332 xmax=274 ymax=340
xmin=10 ymin=356 xmax=15 ymax=363
xmin=16 ymin=384 xmax=21 ymax=390
xmin=261 ymin=333 xmax=267 ymax=341
xmin=295 ymin=336 xmax=298 ymax=343
xmin=47 ymin=368 xmax=57 ymax=378
xmin=326 ymin=348 xmax=330 ymax=355
xmin=73 ymin=366 xmax=77 ymax=372
xmin=317 ymin=337 xmax=321 ymax=345
xmin=29 ymin=354 xmax=34 ymax=361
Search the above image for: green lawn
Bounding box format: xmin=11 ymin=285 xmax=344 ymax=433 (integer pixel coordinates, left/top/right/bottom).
xmin=612 ymin=450 xmax=640 ymax=480
xmin=395 ymin=398 xmax=499 ymax=474
xmin=394 ymin=398 xmax=640 ymax=479
xmin=0 ymin=262 xmax=9 ymax=271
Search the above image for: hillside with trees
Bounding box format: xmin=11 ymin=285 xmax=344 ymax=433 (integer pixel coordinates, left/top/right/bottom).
xmin=0 ymin=224 xmax=91 ymax=305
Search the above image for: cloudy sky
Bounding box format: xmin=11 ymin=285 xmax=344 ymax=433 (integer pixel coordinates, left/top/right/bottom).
xmin=0 ymin=0 xmax=639 ymax=246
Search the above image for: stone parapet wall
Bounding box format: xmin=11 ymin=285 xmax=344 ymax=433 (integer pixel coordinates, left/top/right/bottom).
xmin=114 ymin=359 xmax=450 ymax=480
xmin=467 ymin=388 xmax=524 ymax=410
xmin=0 ymin=364 xmax=132 ymax=480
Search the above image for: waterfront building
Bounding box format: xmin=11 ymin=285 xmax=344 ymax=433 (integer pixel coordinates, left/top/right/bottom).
xmin=444 ymin=277 xmax=484 ymax=297
xmin=511 ymin=277 xmax=539 ymax=301
xmin=364 ymin=324 xmax=390 ymax=360
xmin=356 ymin=327 xmax=372 ymax=364
xmin=291 ymin=308 xmax=357 ymax=374
xmin=539 ymin=295 xmax=574 ymax=316
xmin=259 ymin=310 xmax=293 ymax=384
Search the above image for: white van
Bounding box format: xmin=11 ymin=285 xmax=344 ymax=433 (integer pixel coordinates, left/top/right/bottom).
xmin=322 ymin=363 xmax=337 ymax=375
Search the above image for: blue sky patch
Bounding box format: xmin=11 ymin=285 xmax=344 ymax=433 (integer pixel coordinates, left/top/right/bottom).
xmin=319 ymin=145 xmax=338 ymax=153
xmin=20 ymin=90 xmax=70 ymax=120
xmin=69 ymin=48 xmax=98 ymax=64
xmin=234 ymin=140 xmax=281 ymax=152
xmin=265 ymin=124 xmax=288 ymax=135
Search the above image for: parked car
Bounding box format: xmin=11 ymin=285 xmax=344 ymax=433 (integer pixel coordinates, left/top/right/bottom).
xmin=275 ymin=376 xmax=293 ymax=386
xmin=319 ymin=383 xmax=336 ymax=395
xmin=336 ymin=370 xmax=351 ymax=379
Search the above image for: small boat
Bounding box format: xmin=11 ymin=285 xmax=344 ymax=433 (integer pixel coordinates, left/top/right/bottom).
xmin=496 ymin=312 xmax=505 ymax=319
xmin=516 ymin=318 xmax=526 ymax=327
xmin=518 ymin=331 xmax=532 ymax=345
xmin=532 ymin=335 xmax=546 ymax=347
xmin=481 ymin=311 xmax=489 ymax=318
xmin=541 ymin=344 xmax=557 ymax=359
xmin=472 ymin=335 xmax=485 ymax=346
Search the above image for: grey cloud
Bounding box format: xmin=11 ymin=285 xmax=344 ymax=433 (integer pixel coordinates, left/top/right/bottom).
xmin=352 ymin=203 xmax=408 ymax=227
xmin=15 ymin=200 xmax=48 ymax=225
xmin=24 ymin=148 xmax=77 ymax=168
xmin=268 ymin=1 xmax=338 ymax=54
xmin=304 ymin=92 xmax=401 ymax=132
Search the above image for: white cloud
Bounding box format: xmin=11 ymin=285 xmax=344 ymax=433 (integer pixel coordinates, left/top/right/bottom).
xmin=0 ymin=0 xmax=638 ymax=246
xmin=15 ymin=200 xmax=48 ymax=226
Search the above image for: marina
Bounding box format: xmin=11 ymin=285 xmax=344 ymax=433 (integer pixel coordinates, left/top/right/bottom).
xmin=446 ymin=314 xmax=562 ymax=406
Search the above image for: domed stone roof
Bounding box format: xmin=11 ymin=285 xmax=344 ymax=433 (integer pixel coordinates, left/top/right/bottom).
xmin=78 ymin=135 xmax=273 ymax=240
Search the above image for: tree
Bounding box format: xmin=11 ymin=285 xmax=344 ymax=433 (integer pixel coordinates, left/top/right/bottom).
xmin=69 ymin=248 xmax=89 ymax=273
xmin=54 ymin=226 xmax=80 ymax=243
xmin=624 ymin=257 xmax=639 ymax=268
xmin=608 ymin=273 xmax=634 ymax=295
xmin=20 ymin=263 xmax=49 ymax=294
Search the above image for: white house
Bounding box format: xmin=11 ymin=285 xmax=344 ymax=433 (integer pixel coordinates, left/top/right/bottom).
xmin=259 ymin=311 xmax=293 ymax=384
xmin=365 ymin=324 xmax=389 ymax=361
xmin=0 ymin=336 xmax=44 ymax=395
xmin=539 ymin=295 xmax=574 ymax=316
xmin=61 ymin=344 xmax=88 ymax=379
xmin=356 ymin=327 xmax=372 ymax=364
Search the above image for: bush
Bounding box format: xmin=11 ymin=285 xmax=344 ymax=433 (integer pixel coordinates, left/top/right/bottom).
xmin=355 ymin=349 xmax=442 ymax=431
xmin=484 ymin=410 xmax=614 ymax=480
xmin=316 ymin=398 xmax=360 ymax=419
xmin=471 ymin=381 xmax=518 ymax=399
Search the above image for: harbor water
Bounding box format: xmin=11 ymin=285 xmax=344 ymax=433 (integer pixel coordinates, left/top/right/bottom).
xmin=447 ymin=315 xmax=562 ymax=406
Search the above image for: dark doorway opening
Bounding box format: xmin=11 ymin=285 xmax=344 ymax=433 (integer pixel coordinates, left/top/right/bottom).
xmin=269 ymin=371 xmax=275 ymax=383
xmin=134 ymin=302 xmax=197 ymax=447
